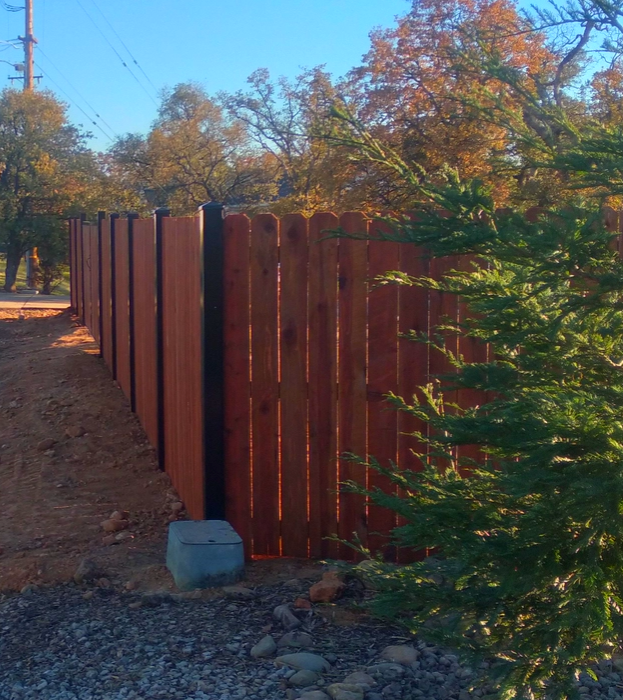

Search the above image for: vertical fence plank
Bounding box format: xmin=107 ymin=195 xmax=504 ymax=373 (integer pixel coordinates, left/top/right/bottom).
xmin=280 ymin=213 xmax=309 ymax=557
xmin=308 ymin=212 xmax=339 ymax=559
xmin=114 ymin=218 xmax=131 ymax=402
xmin=250 ymin=214 xmax=280 ymax=555
xmin=162 ymin=216 xmax=205 ymax=520
xmin=397 ymin=242 xmax=430 ymax=562
xmin=100 ymin=217 xmax=114 ymax=371
xmin=224 ymin=214 xmax=252 ymax=556
xmin=132 ymin=218 xmax=159 ymax=449
xmin=367 ymin=227 xmax=400 ymax=557
xmin=337 ymin=212 xmax=369 ymax=559
xmin=69 ymin=219 xmax=76 ymax=312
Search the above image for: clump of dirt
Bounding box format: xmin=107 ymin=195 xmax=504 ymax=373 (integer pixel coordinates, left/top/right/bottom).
xmin=0 ymin=309 xmax=323 ymax=594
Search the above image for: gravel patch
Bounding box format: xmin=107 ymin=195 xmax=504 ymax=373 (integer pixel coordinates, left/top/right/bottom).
xmin=2 ymin=582 xmax=623 ymax=700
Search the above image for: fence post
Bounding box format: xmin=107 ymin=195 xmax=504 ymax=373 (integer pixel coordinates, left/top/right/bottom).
xmin=154 ymin=207 xmax=170 ymax=471
xmin=110 ymin=213 xmax=119 ymax=381
xmin=127 ymin=212 xmax=139 ymax=413
xmin=97 ymin=211 xmax=105 ymax=358
xmin=199 ymin=202 xmax=226 ymax=520
xmin=68 ymin=219 xmax=76 ymax=313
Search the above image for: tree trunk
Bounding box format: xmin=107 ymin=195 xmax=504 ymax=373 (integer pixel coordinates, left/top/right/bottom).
xmin=3 ymin=251 xmax=21 ymax=293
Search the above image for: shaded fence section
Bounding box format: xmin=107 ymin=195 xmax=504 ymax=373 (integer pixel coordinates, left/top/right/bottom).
xmin=70 ymin=207 xmax=501 ymax=560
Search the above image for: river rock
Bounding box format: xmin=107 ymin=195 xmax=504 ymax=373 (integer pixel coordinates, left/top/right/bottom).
xmin=366 ymin=663 xmax=406 ymax=680
xmin=309 ymin=571 xmax=345 ymax=603
xmin=299 ymin=693 xmax=330 ymax=700
xmin=250 ymin=635 xmax=277 ymax=658
xmin=73 ymin=558 xmax=103 ymax=584
xmin=290 ymin=670 xmax=320 ymax=687
xmin=327 ymin=683 xmax=365 ymax=700
xmin=380 ymin=644 xmax=419 ymax=665
xmin=278 ymin=630 xmax=314 ymax=648
xmin=273 ymin=603 xmax=302 ymax=630
xmin=275 ymin=653 xmax=331 ymax=673
xmin=343 ymin=672 xmax=375 ymax=690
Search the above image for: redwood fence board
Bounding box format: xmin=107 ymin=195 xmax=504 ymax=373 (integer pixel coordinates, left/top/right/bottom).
xmin=279 ymin=213 xmax=309 ymax=557
xmin=337 ymin=213 xmax=369 ymax=558
xmin=223 ymin=214 xmax=252 ymax=554
xmin=162 ymin=216 xmax=204 ymax=520
xmin=250 ymin=214 xmax=280 ymax=556
xmin=114 ymin=219 xmax=131 ymax=403
xmin=72 ymin=209 xmax=497 ymax=561
xmin=132 ymin=218 xmax=159 ymax=450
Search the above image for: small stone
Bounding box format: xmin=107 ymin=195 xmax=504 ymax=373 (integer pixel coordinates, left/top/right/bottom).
xmin=326 ymin=683 xmax=364 ymax=700
xmin=290 ymin=670 xmax=320 ymax=687
xmin=20 ymin=584 xmax=37 ymax=595
xmin=82 ymin=590 xmax=94 ymax=600
xmin=125 ymin=580 xmax=138 ymax=591
xmin=250 ymin=635 xmax=277 ymax=658
xmin=342 ymin=672 xmax=375 ymax=690
xmin=102 ymin=534 xmax=117 ymax=546
xmin=115 ymin=531 xmax=131 ymax=542
xmin=128 ymin=600 xmax=142 ymax=609
xmin=109 ymin=510 xmax=129 ymax=521
xmin=275 ymin=653 xmax=331 ymax=673
xmin=37 ymin=438 xmax=56 ymax=451
xmin=278 ymin=631 xmax=314 ymax=648
xmin=223 ymin=584 xmax=255 ymax=599
xmin=73 ymin=558 xmax=102 ymax=584
xmin=299 ymin=693 xmax=330 ymax=700
xmin=380 ymin=645 xmax=419 ymax=665
xmin=170 ymin=501 xmax=184 ymax=513
xmin=274 ymin=603 xmax=302 ymax=630
xmin=294 ymin=597 xmax=312 ymax=610
xmin=96 ymin=578 xmax=111 ymax=588
xmin=366 ymin=663 xmax=406 ymax=680
xmin=309 ymin=571 xmax=346 ymax=603
xmin=101 ymin=518 xmax=129 ymax=533
xmin=65 ymin=425 xmax=85 ymax=438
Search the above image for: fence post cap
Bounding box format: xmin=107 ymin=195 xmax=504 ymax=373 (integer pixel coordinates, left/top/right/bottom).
xmin=97 ymin=210 xmax=106 ymax=221
xmin=109 ymin=212 xmax=120 ymax=220
xmin=153 ymin=207 xmax=171 ymax=217
xmin=126 ymin=211 xmax=139 ymax=219
xmin=198 ymin=201 xmax=224 ymax=212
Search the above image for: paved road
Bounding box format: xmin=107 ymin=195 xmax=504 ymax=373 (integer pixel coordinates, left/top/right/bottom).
xmin=0 ymin=292 xmax=70 ymax=310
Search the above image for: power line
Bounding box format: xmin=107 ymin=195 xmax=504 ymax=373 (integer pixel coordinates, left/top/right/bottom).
xmin=86 ymin=0 xmax=158 ymax=94
xmin=36 ymin=45 xmax=117 ymax=136
xmin=74 ymin=0 xmax=158 ymax=107
xmin=34 ymin=61 xmax=115 ymax=142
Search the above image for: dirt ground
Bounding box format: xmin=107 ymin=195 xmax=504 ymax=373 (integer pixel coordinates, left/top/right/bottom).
xmin=0 ymin=310 xmax=321 ymax=594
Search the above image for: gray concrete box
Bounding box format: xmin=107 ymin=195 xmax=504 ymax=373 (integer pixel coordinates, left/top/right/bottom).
xmin=166 ymin=520 xmax=244 ymax=591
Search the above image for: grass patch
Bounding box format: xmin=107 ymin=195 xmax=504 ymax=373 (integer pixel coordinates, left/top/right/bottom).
xmin=0 ymin=255 xmax=70 ymax=296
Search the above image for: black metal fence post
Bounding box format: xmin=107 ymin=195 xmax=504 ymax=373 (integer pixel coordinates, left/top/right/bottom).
xmin=79 ymin=213 xmax=86 ymax=324
xmin=127 ymin=212 xmax=139 ymax=413
xmin=97 ymin=211 xmax=105 ymax=358
xmin=154 ymin=207 xmax=170 ymax=471
xmin=199 ymin=202 xmax=226 ymax=520
xmin=110 ymin=213 xmax=119 ymax=381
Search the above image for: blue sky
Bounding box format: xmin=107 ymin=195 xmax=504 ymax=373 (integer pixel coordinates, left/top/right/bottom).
xmin=0 ymin=0 xmax=410 ymax=150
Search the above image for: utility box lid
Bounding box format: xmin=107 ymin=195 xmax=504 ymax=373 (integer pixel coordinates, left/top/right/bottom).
xmin=170 ymin=520 xmax=242 ymax=546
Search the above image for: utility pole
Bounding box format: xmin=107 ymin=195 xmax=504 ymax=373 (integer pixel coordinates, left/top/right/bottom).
xmin=23 ymin=0 xmax=34 ymax=91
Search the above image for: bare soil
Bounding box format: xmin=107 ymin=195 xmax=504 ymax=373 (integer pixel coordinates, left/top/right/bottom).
xmin=0 ymin=310 xmax=322 ymax=594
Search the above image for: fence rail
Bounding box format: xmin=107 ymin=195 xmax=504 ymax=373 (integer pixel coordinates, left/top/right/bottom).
xmin=73 ymin=206 xmax=606 ymax=560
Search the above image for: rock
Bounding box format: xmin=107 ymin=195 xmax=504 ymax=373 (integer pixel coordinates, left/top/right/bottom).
xmin=170 ymin=501 xmax=184 ymax=513
xmin=100 ymin=518 xmax=129 ymax=533
xmin=309 ymin=571 xmax=346 ymax=603
xmin=290 ymin=670 xmax=320 ymax=687
xmin=140 ymin=592 xmax=173 ymax=607
xmin=115 ymin=531 xmax=131 ymax=542
xmin=326 ymin=683 xmax=365 ymax=700
xmin=125 ymin=580 xmax=138 ymax=591
xmin=73 ymin=558 xmax=102 ymax=584
xmin=342 ymin=672 xmax=375 ymax=690
xmin=223 ymin=584 xmax=255 ymax=599
xmin=109 ymin=510 xmax=129 ymax=521
xmin=278 ymin=631 xmax=314 ymax=648
xmin=82 ymin=590 xmax=94 ymax=600
xmin=36 ymin=438 xmax=56 ymax=451
xmin=380 ymin=645 xmax=419 ymax=665
xmin=274 ymin=603 xmax=302 ymax=630
xmin=65 ymin=425 xmax=85 ymax=438
xmin=366 ymin=663 xmax=406 ymax=680
xmin=275 ymin=653 xmax=331 ymax=673
xmin=294 ymin=597 xmax=312 ymax=610
xmin=102 ymin=534 xmax=117 ymax=546
xmin=250 ymin=635 xmax=277 ymax=659
xmin=299 ymin=693 xmax=330 ymax=700
xmin=20 ymin=584 xmax=37 ymax=595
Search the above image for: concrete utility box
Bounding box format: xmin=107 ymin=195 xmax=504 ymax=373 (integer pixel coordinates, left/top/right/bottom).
xmin=166 ymin=520 xmax=244 ymax=591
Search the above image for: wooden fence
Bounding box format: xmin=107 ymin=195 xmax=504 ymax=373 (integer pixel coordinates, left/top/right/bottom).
xmin=69 ymin=206 xmax=495 ymax=560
